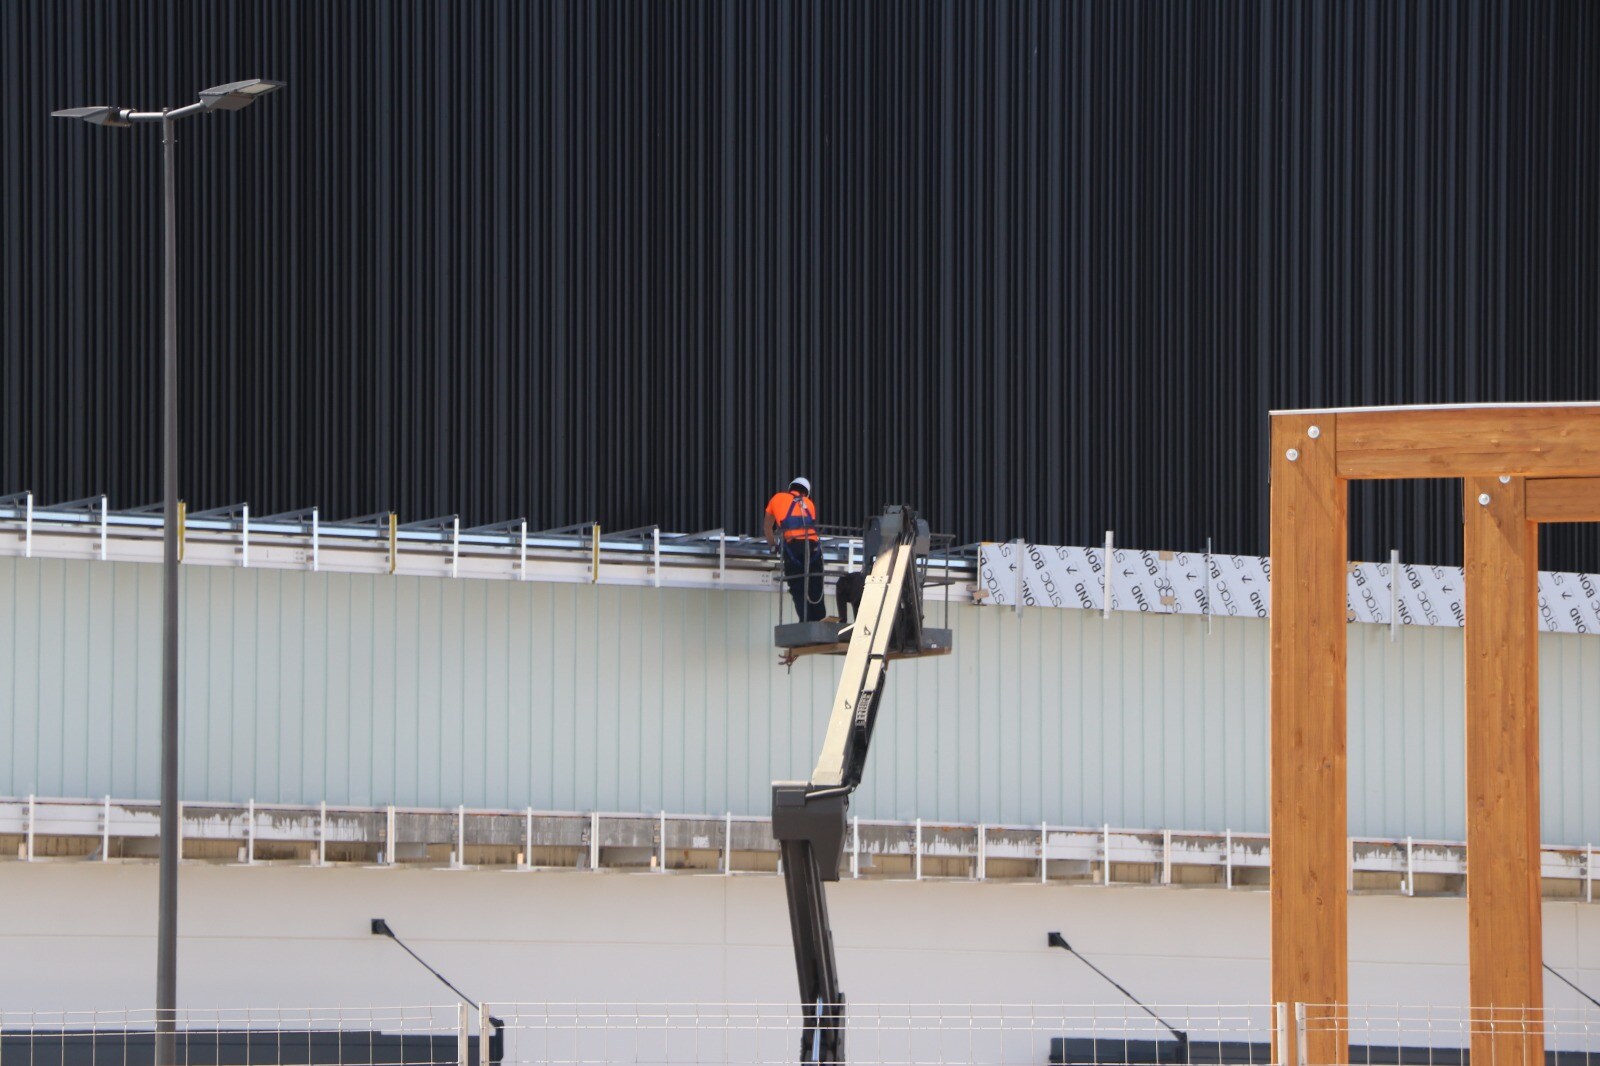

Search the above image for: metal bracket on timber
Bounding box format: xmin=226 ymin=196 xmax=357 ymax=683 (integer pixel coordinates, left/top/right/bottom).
xmin=1269 ymin=402 xmax=1600 ymax=1066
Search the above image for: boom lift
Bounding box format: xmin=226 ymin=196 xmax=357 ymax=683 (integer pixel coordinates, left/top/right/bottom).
xmin=770 ymin=505 xmax=952 ymax=1064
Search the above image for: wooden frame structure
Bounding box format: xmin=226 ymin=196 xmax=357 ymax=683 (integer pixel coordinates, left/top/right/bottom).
xmin=1271 ymin=404 xmax=1600 ymax=1066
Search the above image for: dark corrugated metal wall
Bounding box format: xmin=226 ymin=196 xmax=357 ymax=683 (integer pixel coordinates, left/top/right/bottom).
xmin=3 ymin=2 xmax=1598 ymax=566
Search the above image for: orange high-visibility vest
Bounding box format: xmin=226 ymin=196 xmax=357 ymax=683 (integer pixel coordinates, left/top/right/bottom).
xmin=765 ymin=491 xmax=819 ymax=542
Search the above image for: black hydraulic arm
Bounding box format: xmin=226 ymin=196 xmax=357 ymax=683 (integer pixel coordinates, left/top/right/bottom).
xmin=770 ymin=506 xmax=948 ymax=1065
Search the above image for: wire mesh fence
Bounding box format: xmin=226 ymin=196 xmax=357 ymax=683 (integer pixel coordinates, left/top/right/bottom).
xmin=1297 ymin=1004 xmax=1600 ymax=1066
xmin=0 ymin=1007 xmax=466 ymax=1066
xmin=489 ymin=1003 xmax=1280 ymax=1066
xmin=0 ymin=1003 xmax=1274 ymax=1066
xmin=2 ymin=1002 xmax=1596 ymax=1066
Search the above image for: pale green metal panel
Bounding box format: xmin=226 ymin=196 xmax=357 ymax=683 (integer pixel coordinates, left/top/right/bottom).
xmin=2 ymin=557 xmax=1597 ymax=845
xmin=1347 ymin=623 xmax=1467 ymax=841
xmin=1540 ymin=632 xmax=1600 ymax=847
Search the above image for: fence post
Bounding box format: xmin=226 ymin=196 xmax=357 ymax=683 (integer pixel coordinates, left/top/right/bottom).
xmin=914 ymin=818 xmax=923 ymax=881
xmin=1275 ymin=1002 xmax=1289 ymax=1066
xmin=478 ymin=1003 xmax=492 ymax=1066
xmin=1294 ymin=1003 xmax=1308 ymax=1066
xmin=457 ymin=1001 xmax=470 ymax=1066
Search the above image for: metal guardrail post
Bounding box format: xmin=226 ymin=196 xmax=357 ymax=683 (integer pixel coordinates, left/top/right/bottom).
xmin=851 ymin=816 xmax=860 ymax=879
xmin=454 ymin=805 xmax=466 ymax=868
xmin=1103 ymin=530 xmax=1113 ymax=618
xmin=478 ymin=1003 xmax=491 ymax=1066
xmin=457 ymin=1001 xmax=470 ymax=1066
xmin=1205 ymin=535 xmax=1214 ymax=635
xmin=1275 ymin=1002 xmax=1290 ymax=1066
xmin=1389 ymin=549 xmax=1400 ymax=642
xmin=1012 ymin=538 xmax=1024 ymax=618
xmin=1294 ymin=1002 xmax=1308 ymax=1066
xmin=1041 ymin=821 xmax=1049 ymax=884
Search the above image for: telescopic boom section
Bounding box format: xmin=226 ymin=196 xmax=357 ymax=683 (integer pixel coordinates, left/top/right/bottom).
xmin=771 ymin=505 xmax=952 ymax=1065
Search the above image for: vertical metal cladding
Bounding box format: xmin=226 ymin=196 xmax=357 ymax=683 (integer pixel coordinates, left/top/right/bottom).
xmin=3 ymin=2 xmax=1598 ymax=567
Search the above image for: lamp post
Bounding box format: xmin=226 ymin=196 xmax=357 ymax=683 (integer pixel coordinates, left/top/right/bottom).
xmin=53 ymin=79 xmax=284 ymax=1066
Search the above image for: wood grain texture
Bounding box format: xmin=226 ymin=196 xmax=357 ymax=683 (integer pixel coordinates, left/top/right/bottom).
xmin=1269 ymin=414 xmax=1348 ymax=1066
xmin=1337 ymin=406 xmax=1600 ymax=479
xmin=1462 ymin=475 xmax=1544 ymax=1066
xmin=1525 ymin=477 xmax=1600 ymax=522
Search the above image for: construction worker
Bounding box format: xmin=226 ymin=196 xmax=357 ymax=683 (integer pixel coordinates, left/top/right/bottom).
xmin=764 ymin=476 xmax=825 ymax=622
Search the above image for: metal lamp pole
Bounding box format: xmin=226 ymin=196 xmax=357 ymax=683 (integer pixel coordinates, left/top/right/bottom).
xmin=53 ymin=79 xmax=284 ymax=1066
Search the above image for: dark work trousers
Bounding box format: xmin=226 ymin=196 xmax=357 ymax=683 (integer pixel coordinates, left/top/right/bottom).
xmin=835 ymin=570 xmax=865 ymax=623
xmin=781 ymin=540 xmax=826 ymax=622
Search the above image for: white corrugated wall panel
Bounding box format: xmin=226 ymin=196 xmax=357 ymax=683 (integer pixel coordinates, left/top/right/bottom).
xmin=2 ymin=556 xmax=1597 ymax=844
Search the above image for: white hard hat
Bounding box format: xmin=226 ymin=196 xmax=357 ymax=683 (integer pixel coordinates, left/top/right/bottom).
xmin=790 ymin=476 xmax=812 ymax=493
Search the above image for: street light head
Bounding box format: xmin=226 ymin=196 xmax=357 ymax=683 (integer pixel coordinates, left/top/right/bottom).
xmin=51 ymin=106 xmax=131 ymax=128
xmin=198 ymin=78 xmax=285 ymax=112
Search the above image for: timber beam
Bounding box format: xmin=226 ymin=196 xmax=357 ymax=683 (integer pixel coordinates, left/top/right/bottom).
xmin=1268 ymin=403 xmax=1590 ymax=1066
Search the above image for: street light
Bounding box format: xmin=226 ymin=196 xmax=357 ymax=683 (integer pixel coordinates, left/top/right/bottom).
xmin=53 ymin=78 xmax=284 ymax=1066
